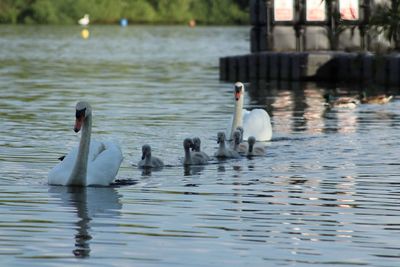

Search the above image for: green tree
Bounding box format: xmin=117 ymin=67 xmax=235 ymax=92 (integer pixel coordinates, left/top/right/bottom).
xmin=30 ymin=0 xmax=58 ymax=24
xmin=155 ymin=0 xmax=192 ymax=23
xmin=0 ymin=0 xmax=249 ymax=25
xmin=122 ymin=0 xmax=156 ymax=23
xmin=370 ymin=0 xmax=400 ymax=50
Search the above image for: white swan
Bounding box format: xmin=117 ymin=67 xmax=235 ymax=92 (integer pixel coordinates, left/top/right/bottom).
xmin=183 ymin=138 xmax=208 ymax=165
xmin=48 ymin=101 xmax=123 ymax=186
xmin=214 ymin=132 xmax=240 ymax=158
xmin=78 ymin=14 xmax=90 ymax=26
xmin=192 ymin=137 xmax=210 ymax=161
xmin=228 ymin=82 xmax=272 ymax=141
xmin=246 ymin=136 xmax=266 ymax=156
xmin=138 ymin=144 xmax=164 ymax=168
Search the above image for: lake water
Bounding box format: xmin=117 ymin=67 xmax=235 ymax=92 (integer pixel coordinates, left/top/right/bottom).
xmin=0 ymin=25 xmax=400 ymax=266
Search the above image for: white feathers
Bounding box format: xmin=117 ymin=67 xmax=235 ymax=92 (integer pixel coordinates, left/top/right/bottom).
xmin=48 ymin=101 xmax=122 ymax=186
xmin=228 ymin=82 xmax=272 ymax=141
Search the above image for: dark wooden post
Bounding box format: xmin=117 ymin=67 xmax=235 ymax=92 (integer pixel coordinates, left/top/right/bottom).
xmin=329 ymin=0 xmax=338 ymax=50
xmin=266 ymin=0 xmax=273 ymax=50
xmin=360 ymin=0 xmax=371 ymax=51
xmin=295 ymin=0 xmax=305 ymax=51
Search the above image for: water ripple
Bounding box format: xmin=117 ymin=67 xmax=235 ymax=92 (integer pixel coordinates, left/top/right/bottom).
xmin=0 ymin=25 xmax=399 ymax=266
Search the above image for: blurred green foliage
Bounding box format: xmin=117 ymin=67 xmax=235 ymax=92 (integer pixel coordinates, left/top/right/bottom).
xmin=0 ymin=0 xmax=249 ymax=25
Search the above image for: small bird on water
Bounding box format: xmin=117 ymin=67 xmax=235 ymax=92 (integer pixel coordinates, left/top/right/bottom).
xmin=78 ymin=14 xmax=90 ymax=26
xmin=360 ymin=92 xmax=393 ymax=104
xmin=324 ymin=93 xmax=360 ymax=109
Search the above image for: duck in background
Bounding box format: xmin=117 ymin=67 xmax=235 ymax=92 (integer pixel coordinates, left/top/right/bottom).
xmin=324 ymin=93 xmax=360 ymax=109
xmin=360 ymin=92 xmax=393 ymax=104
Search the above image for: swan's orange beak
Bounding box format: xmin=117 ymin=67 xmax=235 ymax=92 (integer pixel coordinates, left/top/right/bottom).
xmin=74 ymin=117 xmax=84 ymax=133
xmin=235 ymin=91 xmax=241 ymax=101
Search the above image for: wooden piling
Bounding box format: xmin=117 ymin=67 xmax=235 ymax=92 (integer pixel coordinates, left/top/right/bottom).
xmin=280 ymin=52 xmax=292 ymax=80
xmin=238 ymin=56 xmax=249 ymax=82
xmin=388 ymin=54 xmax=400 ymax=86
xmin=220 ymin=52 xmax=400 ymax=86
xmin=219 ymin=57 xmax=228 ymax=81
xmin=375 ymin=55 xmax=388 ymax=85
xmin=228 ymin=57 xmax=238 ymax=82
xmin=269 ymin=53 xmax=281 ymax=80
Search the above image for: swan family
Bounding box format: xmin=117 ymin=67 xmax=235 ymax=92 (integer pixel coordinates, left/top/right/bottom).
xmin=48 ymin=82 xmax=273 ymax=186
xmin=48 ymin=82 xmax=395 ymax=187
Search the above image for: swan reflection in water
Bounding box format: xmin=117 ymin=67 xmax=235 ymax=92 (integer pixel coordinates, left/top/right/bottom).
xmin=183 ymin=165 xmax=205 ymax=176
xmin=49 ymin=186 xmax=122 ymax=258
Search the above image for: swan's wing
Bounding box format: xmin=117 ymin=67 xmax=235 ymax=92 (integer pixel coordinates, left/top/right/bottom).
xmin=48 ymin=146 xmax=79 ymax=185
xmin=48 ymin=140 xmax=107 ymax=185
xmin=242 ymin=109 xmax=272 ymax=141
xmin=87 ymin=140 xmax=123 ymax=186
xmin=88 ymin=140 xmax=105 ymax=161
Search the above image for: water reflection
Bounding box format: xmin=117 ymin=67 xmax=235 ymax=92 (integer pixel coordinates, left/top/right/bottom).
xmin=248 ymin=81 xmax=398 ymax=135
xmin=48 ymin=186 xmax=122 ymax=258
xmin=183 ymin=165 xmax=205 ymax=176
xmin=1 ymin=25 xmax=400 ymax=266
xmin=139 ymin=166 xmax=164 ymax=177
xmin=325 ymin=108 xmax=358 ymax=134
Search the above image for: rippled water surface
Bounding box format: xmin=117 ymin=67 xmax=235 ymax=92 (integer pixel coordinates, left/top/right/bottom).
xmin=1 ymin=25 xmax=400 ymax=266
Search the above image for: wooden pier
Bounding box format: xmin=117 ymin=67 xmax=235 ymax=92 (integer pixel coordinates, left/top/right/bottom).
xmin=220 ymin=51 xmax=400 ymax=86
xmin=220 ymin=0 xmax=400 ymax=86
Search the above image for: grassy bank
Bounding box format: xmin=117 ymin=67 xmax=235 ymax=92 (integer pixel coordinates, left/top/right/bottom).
xmin=0 ymin=0 xmax=249 ymax=25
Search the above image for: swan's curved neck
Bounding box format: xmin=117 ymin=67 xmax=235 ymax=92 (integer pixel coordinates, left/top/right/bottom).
xmin=248 ymin=143 xmax=254 ymax=154
xmin=231 ymin=96 xmax=243 ymax=140
xmin=144 ymin=154 xmax=152 ymax=165
xmin=233 ymin=141 xmax=239 ymax=150
xmin=219 ymin=140 xmax=226 ymax=150
xmin=184 ymin=147 xmax=192 ymax=165
xmin=68 ymin=114 xmax=92 ymax=186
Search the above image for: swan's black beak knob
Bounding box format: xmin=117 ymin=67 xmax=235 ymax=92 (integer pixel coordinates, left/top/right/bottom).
xmin=234 ymin=86 xmax=241 ymax=101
